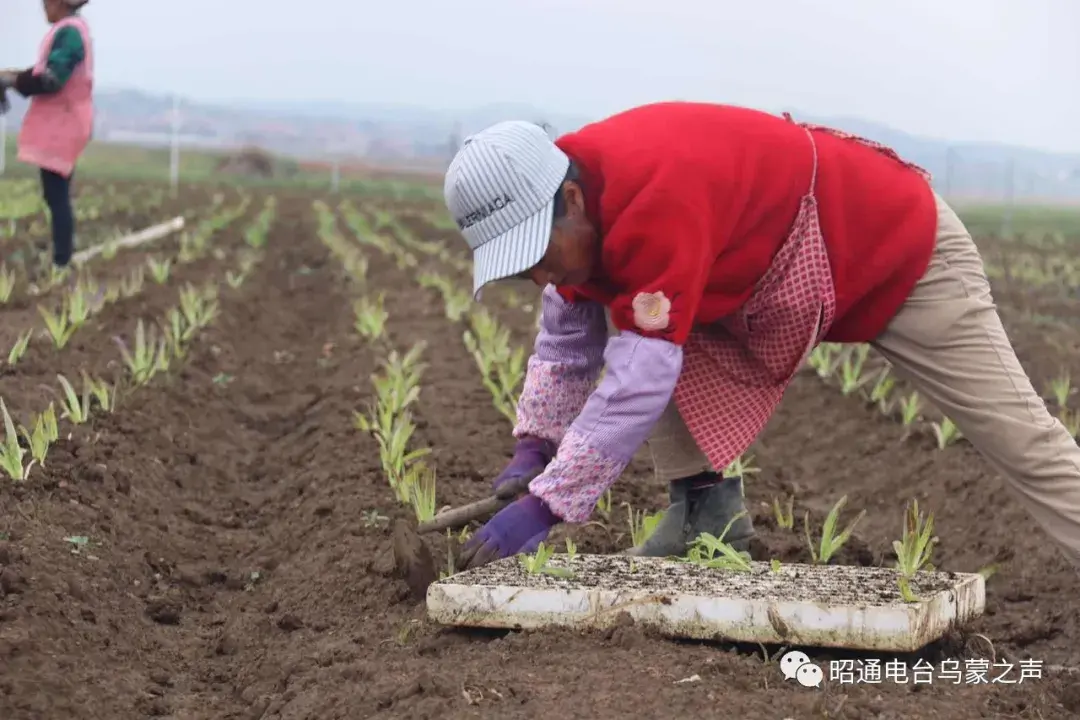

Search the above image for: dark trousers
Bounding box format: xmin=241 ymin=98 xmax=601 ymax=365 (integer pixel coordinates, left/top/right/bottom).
xmin=40 ymin=168 xmax=74 ymax=267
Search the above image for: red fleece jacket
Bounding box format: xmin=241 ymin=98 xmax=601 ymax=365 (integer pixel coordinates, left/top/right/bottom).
xmin=554 ymin=102 xmax=938 ymax=345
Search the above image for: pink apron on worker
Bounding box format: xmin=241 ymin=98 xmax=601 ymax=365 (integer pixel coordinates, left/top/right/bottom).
xmin=671 ymin=114 xmax=931 ymax=474
xmin=17 ymin=15 xmax=95 ymax=177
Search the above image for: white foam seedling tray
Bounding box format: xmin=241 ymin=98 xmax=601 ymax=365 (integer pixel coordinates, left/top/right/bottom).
xmin=428 ymin=555 xmax=985 ymax=652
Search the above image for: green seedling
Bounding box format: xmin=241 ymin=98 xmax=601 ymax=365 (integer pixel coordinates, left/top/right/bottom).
xmin=7 ymin=330 xmax=31 ymax=365
xmin=65 ymin=287 xmax=91 ymax=327
xmin=55 ymin=374 xmax=91 ymax=424
xmin=893 ymin=498 xmax=938 ymax=602
xmin=225 ymin=270 xmax=247 ymax=289
xmin=179 ymin=283 xmax=219 ymax=332
xmin=0 ymin=263 xmax=15 ymax=303
xmin=624 ymin=503 xmax=666 ymax=548
xmin=804 ymin=495 xmax=865 ymax=565
xmin=20 ymin=403 xmax=58 ymax=466
xmin=837 ymin=344 xmax=871 ymax=395
xmin=770 ymin=558 xmax=782 ymax=573
xmin=594 ymin=489 xmax=613 ymax=522
xmin=899 ymin=391 xmax=921 ymax=427
xmin=115 ymin=319 xmax=160 ymax=386
xmin=931 ymin=416 xmax=962 ymax=449
xmin=162 ymin=308 xmax=190 ymax=359
xmin=146 ymin=256 xmax=172 ymax=284
xmin=463 ymin=308 xmax=525 ymax=425
xmin=84 ymin=374 xmax=116 ymax=413
xmin=0 ymin=398 xmax=34 ymax=481
xmin=724 ymin=454 xmax=760 ymax=481
xmin=564 ymin=537 xmax=578 ymax=563
xmin=353 ymin=293 xmax=388 ymax=342
xmin=870 ymin=366 xmax=896 ymax=412
xmin=772 ymin=494 xmax=794 ymax=530
xmin=807 ymin=343 xmax=835 ymax=379
xmin=1047 ymin=369 xmax=1073 ymax=408
xmin=120 ymin=267 xmax=145 ymax=298
xmin=684 ymin=512 xmax=753 ymax=572
xmin=405 ymin=461 xmax=438 ymax=523
xmin=38 ymin=302 xmax=76 ymax=349
xmin=519 ymin=541 xmax=573 ymax=578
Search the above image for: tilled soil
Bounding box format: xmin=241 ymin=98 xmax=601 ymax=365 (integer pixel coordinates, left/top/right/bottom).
xmin=1 ymin=190 xmax=1079 ymax=719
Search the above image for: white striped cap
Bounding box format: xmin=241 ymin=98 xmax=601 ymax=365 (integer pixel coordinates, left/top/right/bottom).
xmin=444 ymin=121 xmax=570 ymax=299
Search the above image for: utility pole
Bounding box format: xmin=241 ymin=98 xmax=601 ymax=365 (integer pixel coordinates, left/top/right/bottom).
xmin=169 ymin=93 xmax=180 ymax=194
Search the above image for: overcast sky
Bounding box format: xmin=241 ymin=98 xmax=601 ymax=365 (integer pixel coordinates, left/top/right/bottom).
xmin=2 ymin=0 xmax=1077 ymax=152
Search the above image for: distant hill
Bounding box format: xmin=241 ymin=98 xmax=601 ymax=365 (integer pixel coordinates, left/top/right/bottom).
xmin=4 ymin=89 xmax=1079 ymax=201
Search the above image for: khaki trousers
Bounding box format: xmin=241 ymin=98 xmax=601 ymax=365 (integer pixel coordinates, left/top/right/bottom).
xmin=613 ymin=193 xmax=1080 ymax=564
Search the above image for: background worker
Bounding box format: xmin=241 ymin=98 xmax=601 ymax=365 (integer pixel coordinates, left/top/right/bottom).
xmin=0 ymin=0 xmax=94 ymax=273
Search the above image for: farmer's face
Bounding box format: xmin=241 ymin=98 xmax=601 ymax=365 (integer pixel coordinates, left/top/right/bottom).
xmin=44 ymin=0 xmax=65 ymax=23
xmin=525 ymin=181 xmax=598 ymax=288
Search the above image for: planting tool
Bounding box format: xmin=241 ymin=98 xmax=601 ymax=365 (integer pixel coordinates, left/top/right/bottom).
xmin=428 ymin=555 xmax=987 ymax=652
xmin=391 ymin=473 xmax=537 ymax=600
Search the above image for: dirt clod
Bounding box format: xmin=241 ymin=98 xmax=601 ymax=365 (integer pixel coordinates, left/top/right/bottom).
xmin=392 ymin=518 xmax=438 ymax=600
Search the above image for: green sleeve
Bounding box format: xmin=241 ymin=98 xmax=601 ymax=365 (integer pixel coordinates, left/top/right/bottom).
xmin=44 ymin=26 xmax=86 ymax=90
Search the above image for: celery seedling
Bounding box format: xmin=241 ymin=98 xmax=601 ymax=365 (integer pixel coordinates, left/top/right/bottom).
xmin=353 ymin=293 xmax=388 ymax=341
xmin=20 ymin=403 xmax=57 ymax=466
xmin=837 ymin=344 xmax=871 ymax=395
xmin=893 ymin=499 xmax=938 ymax=602
xmin=7 ymin=330 xmax=31 ymax=365
xmin=594 ymin=489 xmax=613 ymax=522
xmin=724 ymin=453 xmax=760 ymax=480
xmin=39 ymin=302 xmax=75 ymax=348
xmin=0 ymin=263 xmax=15 ymax=303
xmin=147 ymin=256 xmax=172 ymax=284
xmin=519 ymin=541 xmax=573 ymax=578
xmin=772 ymin=494 xmax=794 ymax=530
xmin=406 ymin=462 xmax=437 ymax=523
xmin=869 ymin=367 xmax=895 ymax=413
xmin=0 ymin=398 xmax=33 ymax=481
xmin=1047 ymin=370 xmax=1073 ymax=408
xmin=55 ymin=374 xmax=91 ymax=424
xmin=564 ymin=537 xmax=578 ymax=563
xmin=899 ymin=391 xmax=921 ymax=426
xmin=684 ymin=512 xmax=753 ymax=571
xmin=624 ymin=503 xmax=665 ymax=548
xmin=804 ymin=495 xmax=865 ymax=564
xmin=115 ymin=319 xmax=159 ymax=385
xmin=931 ymin=416 xmax=962 ymax=449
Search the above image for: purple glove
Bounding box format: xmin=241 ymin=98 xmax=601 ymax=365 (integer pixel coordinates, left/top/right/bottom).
xmin=493 ymin=436 xmax=556 ymax=493
xmin=458 ymin=494 xmax=561 ymax=569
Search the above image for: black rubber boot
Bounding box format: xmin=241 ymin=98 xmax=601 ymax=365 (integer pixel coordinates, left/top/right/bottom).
xmin=626 ymin=472 xmax=754 ymax=557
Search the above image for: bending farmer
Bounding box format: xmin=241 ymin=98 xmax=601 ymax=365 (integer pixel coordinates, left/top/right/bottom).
xmin=442 ymin=101 xmax=1080 ymax=570
xmin=0 ymin=0 xmax=94 ymax=270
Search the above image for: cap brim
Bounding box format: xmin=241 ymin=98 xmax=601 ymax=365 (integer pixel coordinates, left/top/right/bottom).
xmin=471 ymin=197 xmax=555 ymax=300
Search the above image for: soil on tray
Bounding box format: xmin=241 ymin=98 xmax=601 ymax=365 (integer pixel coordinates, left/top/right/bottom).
xmin=1 ymin=188 xmax=1078 ymax=719
xmin=442 ymin=555 xmax=963 ymax=605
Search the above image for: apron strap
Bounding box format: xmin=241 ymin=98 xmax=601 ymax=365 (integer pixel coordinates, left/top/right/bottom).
xmin=784 ymin=113 xmax=818 ymax=196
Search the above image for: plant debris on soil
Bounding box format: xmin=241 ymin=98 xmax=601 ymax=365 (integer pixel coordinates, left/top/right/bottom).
xmin=1 ymin=183 xmax=1079 ymax=719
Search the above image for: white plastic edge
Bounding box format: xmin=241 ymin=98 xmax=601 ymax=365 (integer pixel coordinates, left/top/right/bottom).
xmin=428 ymin=565 xmax=985 ymax=652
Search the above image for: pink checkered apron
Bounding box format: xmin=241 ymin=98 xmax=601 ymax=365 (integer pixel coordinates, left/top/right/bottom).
xmin=671 ymin=114 xmax=931 ymax=473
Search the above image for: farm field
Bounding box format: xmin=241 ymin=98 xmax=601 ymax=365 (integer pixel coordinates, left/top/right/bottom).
xmin=1 ymin=177 xmax=1079 ymax=719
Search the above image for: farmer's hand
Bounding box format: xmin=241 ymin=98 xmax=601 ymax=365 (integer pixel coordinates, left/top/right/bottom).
xmin=493 ymin=436 xmax=555 ymax=494
xmin=457 ymin=493 xmax=561 ymax=570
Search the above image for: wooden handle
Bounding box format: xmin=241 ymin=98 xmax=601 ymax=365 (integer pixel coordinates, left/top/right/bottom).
xmin=416 ymin=495 xmax=512 ymax=534
xmin=415 ymin=471 xmax=539 ymax=534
